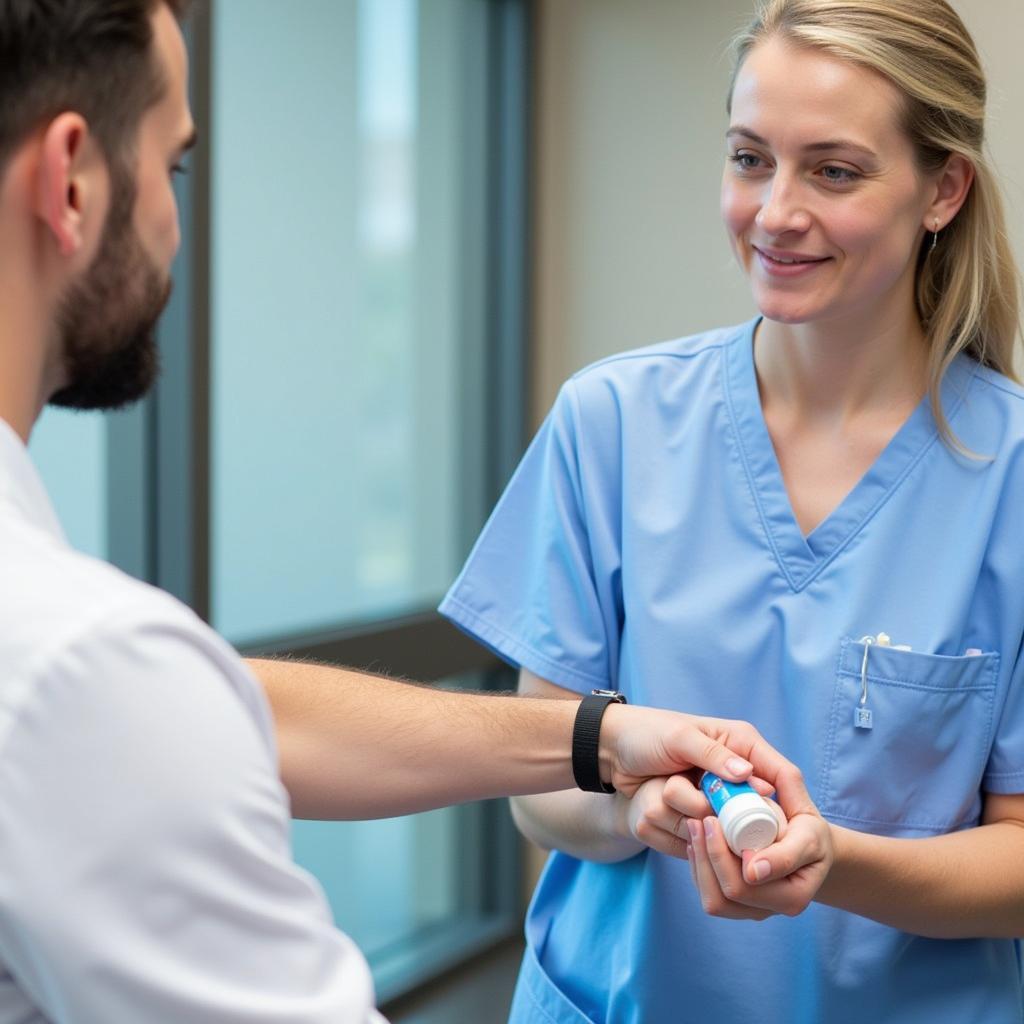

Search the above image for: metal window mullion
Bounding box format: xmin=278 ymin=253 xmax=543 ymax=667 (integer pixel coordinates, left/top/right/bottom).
xmin=152 ymin=4 xmax=212 ymax=619
xmin=487 ymin=0 xmax=531 ymax=507
xmin=473 ymin=0 xmax=534 ymax=930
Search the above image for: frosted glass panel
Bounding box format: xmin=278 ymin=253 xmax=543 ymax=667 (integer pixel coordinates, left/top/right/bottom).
xmin=211 ymin=0 xmax=483 ymax=645
xmin=28 ymin=407 xmax=107 ymax=559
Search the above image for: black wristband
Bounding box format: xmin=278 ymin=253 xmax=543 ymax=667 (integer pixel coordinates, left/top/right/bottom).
xmin=572 ymin=690 xmax=627 ymax=794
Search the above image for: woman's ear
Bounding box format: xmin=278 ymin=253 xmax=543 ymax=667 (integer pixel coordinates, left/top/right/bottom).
xmin=925 ymin=153 xmax=975 ymax=234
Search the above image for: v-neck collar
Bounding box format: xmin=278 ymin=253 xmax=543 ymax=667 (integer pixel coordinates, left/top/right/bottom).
xmin=723 ymin=317 xmax=976 ymax=592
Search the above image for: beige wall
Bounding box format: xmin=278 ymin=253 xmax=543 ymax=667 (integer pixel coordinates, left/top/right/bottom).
xmin=530 ymin=0 xmax=1024 ymax=424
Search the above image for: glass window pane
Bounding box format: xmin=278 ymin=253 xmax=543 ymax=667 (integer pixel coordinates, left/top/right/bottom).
xmin=288 ymin=671 xmax=510 ymax=997
xmin=28 ymin=408 xmax=107 ymax=559
xmin=210 ymin=0 xmax=487 ymax=645
xmin=291 ymin=807 xmax=463 ymax=957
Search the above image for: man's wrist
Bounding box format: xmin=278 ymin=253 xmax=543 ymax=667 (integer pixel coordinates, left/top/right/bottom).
xmin=572 ymin=691 xmax=627 ymax=793
xmin=597 ymin=702 xmax=625 ymax=788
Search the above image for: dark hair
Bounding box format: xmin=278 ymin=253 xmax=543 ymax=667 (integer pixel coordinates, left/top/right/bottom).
xmin=0 ymin=0 xmax=190 ymax=174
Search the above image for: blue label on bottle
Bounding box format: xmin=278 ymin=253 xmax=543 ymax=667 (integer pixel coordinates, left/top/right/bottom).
xmin=700 ymin=772 xmax=757 ymax=814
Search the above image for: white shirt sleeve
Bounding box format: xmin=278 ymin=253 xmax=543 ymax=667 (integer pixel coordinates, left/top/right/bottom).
xmin=0 ymin=602 xmax=387 ymax=1023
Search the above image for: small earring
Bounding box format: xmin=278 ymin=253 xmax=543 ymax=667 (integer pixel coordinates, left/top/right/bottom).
xmin=930 ymin=218 xmax=940 ymax=254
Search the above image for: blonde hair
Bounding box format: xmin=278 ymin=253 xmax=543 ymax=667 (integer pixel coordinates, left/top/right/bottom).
xmin=729 ymin=0 xmax=1023 ymax=450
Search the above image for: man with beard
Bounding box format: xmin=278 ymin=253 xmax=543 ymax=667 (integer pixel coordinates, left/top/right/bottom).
xmin=0 ymin=1 xmax=803 ymax=1020
xmin=50 ymin=151 xmax=168 ymax=410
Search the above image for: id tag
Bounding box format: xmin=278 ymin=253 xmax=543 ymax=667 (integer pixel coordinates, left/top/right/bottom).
xmin=855 ymin=636 xmax=877 ymax=730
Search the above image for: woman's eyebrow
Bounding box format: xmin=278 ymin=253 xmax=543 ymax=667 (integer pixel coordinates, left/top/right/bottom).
xmin=726 ymin=125 xmax=877 ymax=159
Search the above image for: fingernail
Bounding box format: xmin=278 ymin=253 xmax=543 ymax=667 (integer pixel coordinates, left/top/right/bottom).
xmin=687 ymin=819 xmax=699 ymax=842
xmin=704 ymin=816 xmax=715 ymax=839
xmin=753 ymin=860 xmax=770 ymax=881
xmin=726 ymin=757 xmax=752 ymax=776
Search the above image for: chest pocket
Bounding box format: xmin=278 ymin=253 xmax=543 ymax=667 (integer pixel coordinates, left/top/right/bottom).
xmin=818 ymin=638 xmax=998 ymax=833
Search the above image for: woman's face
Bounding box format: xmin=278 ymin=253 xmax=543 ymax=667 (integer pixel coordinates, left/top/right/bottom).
xmin=721 ymin=36 xmax=935 ymax=327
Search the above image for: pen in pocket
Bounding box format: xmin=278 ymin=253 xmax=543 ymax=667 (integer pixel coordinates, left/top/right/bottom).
xmin=854 ymin=632 xmax=911 ymax=730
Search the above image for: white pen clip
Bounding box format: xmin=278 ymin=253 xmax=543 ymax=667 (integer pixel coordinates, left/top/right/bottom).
xmin=855 ymin=635 xmax=876 ymax=730
xmin=855 ymin=632 xmax=912 ymax=730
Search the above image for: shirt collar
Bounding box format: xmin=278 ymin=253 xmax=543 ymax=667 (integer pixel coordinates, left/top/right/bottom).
xmin=0 ymin=416 xmax=68 ymax=544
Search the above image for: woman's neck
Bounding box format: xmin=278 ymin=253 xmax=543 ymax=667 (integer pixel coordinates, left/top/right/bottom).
xmin=754 ymin=302 xmax=929 ymax=428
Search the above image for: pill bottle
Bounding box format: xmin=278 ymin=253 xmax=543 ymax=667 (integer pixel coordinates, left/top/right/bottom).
xmin=699 ymin=771 xmax=779 ymax=856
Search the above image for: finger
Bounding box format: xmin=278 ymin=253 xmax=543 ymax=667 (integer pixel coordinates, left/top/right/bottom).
xmin=642 ymin=801 xmax=696 ymax=842
xmin=687 ymin=816 xmax=771 ymax=921
xmin=627 ymin=777 xmax=671 ymax=842
xmin=707 ymin=721 xmax=799 ymax=796
xmin=744 ymin=816 xmax=826 ymax=887
xmin=702 ymin=815 xmax=753 ymax=902
xmin=688 ymin=822 xmax=701 ymax=894
xmin=659 ymin=774 xmax=712 ymax=819
xmin=748 ymin=775 xmax=776 ymax=798
xmin=661 ymin=724 xmax=754 ymax=784
xmin=742 ymin=849 xmax=772 ymax=885
xmin=769 ymin=762 xmax=817 ymax=820
xmin=630 ymin=785 xmax=701 ymax=860
xmin=686 ymin=818 xmax=713 ymax=904
xmin=702 ymin=822 xmax=781 ymax=920
xmin=768 ymin=797 xmax=788 ymax=837
xmin=633 ymin=818 xmax=691 ymax=861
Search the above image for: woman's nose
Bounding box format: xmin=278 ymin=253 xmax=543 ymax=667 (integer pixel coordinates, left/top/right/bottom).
xmin=754 ymin=174 xmax=812 ymax=237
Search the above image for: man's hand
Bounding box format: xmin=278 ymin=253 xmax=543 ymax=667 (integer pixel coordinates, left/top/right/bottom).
xmin=600 ymin=704 xmax=791 ymax=798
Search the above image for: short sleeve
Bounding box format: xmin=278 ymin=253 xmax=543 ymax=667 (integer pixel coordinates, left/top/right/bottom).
xmin=440 ymin=380 xmax=622 ymax=693
xmin=0 ymin=607 xmax=385 ymax=1023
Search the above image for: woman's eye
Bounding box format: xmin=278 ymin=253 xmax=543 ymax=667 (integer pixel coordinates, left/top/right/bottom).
xmin=820 ymin=165 xmax=859 ymax=185
xmin=729 ymin=152 xmax=763 ymax=172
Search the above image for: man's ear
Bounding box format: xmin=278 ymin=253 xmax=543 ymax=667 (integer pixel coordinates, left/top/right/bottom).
xmin=34 ymin=112 xmax=107 ymax=259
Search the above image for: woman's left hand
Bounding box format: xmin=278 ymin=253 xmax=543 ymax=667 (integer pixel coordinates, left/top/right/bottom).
xmin=683 ymin=763 xmax=834 ymax=920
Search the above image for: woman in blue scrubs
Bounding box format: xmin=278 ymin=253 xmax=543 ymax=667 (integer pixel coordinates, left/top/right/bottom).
xmin=441 ymin=1 xmax=1024 ymax=1020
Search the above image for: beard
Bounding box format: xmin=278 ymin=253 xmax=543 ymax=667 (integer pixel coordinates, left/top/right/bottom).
xmin=49 ymin=162 xmax=171 ymax=411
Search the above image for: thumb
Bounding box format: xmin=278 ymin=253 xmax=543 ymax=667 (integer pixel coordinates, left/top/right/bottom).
xmin=771 ymin=762 xmax=816 ymax=819
xmin=664 ymin=728 xmax=753 ymax=783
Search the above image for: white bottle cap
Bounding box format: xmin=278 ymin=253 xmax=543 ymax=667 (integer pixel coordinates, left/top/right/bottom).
xmin=717 ymin=792 xmax=779 ymax=856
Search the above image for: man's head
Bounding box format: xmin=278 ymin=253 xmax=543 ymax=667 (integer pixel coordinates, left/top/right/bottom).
xmin=0 ymin=0 xmax=194 ymax=412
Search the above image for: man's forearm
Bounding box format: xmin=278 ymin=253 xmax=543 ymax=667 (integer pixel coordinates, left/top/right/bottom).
xmin=249 ymin=657 xmax=778 ymax=825
xmin=816 ymin=821 xmax=1024 ymax=938
xmin=249 ymin=658 xmax=584 ymax=819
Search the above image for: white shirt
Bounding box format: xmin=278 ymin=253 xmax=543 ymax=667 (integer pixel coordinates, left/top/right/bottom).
xmin=0 ymin=418 xmax=386 ymax=1023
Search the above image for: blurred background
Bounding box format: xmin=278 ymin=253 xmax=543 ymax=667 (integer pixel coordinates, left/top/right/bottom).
xmin=28 ymin=1 xmax=1024 ymax=1019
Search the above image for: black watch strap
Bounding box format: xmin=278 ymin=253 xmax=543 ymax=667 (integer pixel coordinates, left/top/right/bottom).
xmin=572 ymin=689 xmax=627 ymax=794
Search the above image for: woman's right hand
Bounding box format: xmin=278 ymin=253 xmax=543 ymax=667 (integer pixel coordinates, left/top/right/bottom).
xmin=623 ymin=775 xmax=698 ymax=860
xmin=622 ymin=771 xmax=777 ymax=860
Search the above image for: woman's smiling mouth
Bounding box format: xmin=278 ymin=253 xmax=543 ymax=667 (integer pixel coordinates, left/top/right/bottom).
xmin=753 ymin=245 xmax=831 ymax=276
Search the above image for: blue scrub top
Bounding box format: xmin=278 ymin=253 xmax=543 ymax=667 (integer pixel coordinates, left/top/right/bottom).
xmin=440 ymin=319 xmax=1024 ymax=1024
